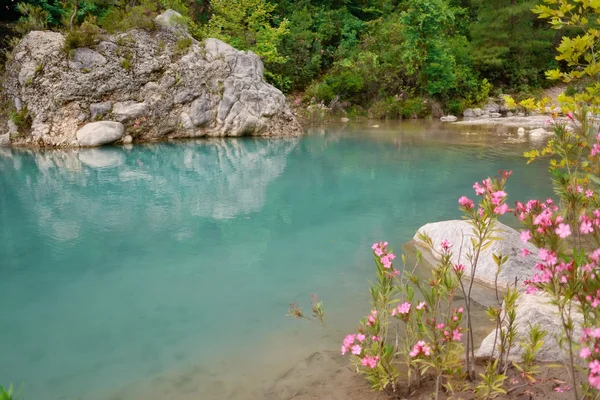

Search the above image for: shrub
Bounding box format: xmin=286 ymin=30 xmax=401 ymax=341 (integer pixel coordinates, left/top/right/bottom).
xmin=64 ymin=20 xmax=100 ymax=53
xmin=174 ymin=36 xmax=192 ymax=56
xmin=10 ymin=106 xmax=32 ymax=133
xmin=14 ymin=3 xmax=49 ymax=35
xmin=98 ymin=0 xmax=158 ymax=33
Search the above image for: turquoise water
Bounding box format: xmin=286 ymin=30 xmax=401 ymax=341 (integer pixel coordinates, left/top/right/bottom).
xmin=0 ymin=122 xmax=552 ymax=399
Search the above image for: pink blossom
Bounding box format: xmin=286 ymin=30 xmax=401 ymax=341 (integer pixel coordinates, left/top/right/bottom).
xmin=343 ymin=334 xmax=356 ymax=348
xmin=453 ymin=263 xmax=465 ymax=275
xmin=452 ymin=329 xmax=463 ymax=341
xmin=417 ymin=301 xmax=426 ymax=310
xmin=581 ymin=220 xmax=594 ymax=235
xmin=592 ymin=144 xmax=600 ymax=157
xmin=341 ymin=345 xmax=347 ymax=355
xmin=351 ymin=344 xmax=362 ymax=355
xmin=458 ymin=307 xmax=464 ymax=313
xmin=361 ymin=355 xmax=379 ymax=369
xmin=568 ymin=111 xmax=574 ymax=120
xmin=581 ymin=347 xmax=592 ymax=359
xmin=410 ymin=341 xmax=431 ymax=357
xmin=458 ymin=196 xmax=474 ymax=209
xmin=521 ymin=248 xmax=532 ymax=257
xmin=473 ymin=182 xmax=485 ymax=195
xmin=372 ymin=335 xmax=380 ymax=342
xmin=491 ymin=190 xmax=507 ymax=205
xmin=589 ymin=373 xmax=600 ymax=390
xmin=591 ymin=359 xmax=600 ymax=375
xmin=440 ymin=239 xmax=452 ymax=252
xmin=356 ymin=334 xmax=366 ymax=342
xmin=587 ymin=190 xmax=595 ymax=198
xmin=396 ymin=302 xmax=411 ymax=315
xmin=556 ymin=223 xmax=572 ymax=238
xmin=494 ymin=203 xmax=509 ymax=215
xmin=520 ymin=230 xmax=532 ymax=243
xmin=436 ymin=323 xmax=445 ymax=329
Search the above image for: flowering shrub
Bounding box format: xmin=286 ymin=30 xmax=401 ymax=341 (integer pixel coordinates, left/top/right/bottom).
xmin=517 ymin=107 xmax=600 ymax=399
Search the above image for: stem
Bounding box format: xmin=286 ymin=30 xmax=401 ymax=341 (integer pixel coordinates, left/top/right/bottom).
xmin=70 ymin=0 xmax=78 ymax=30
xmin=435 ymin=374 xmax=441 ymax=400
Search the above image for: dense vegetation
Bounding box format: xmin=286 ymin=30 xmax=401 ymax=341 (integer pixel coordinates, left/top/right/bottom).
xmin=0 ymin=0 xmax=560 ymax=117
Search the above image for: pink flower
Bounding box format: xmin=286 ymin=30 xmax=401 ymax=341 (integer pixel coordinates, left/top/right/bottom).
xmin=556 ymin=223 xmax=572 ymax=238
xmin=521 ymin=248 xmax=532 ymax=257
xmin=417 ymin=301 xmax=426 ymax=310
xmin=568 ymin=111 xmax=574 ymax=120
xmin=520 ymin=230 xmax=532 ymax=243
xmin=587 ymin=190 xmax=595 ymax=198
xmin=458 ymin=196 xmax=474 ymax=209
xmin=441 ymin=239 xmax=452 ymax=252
xmin=494 ymin=203 xmax=509 ymax=215
xmin=592 ymin=144 xmax=600 ymax=157
xmin=343 ymin=334 xmax=356 ymax=348
xmin=356 ymin=334 xmax=366 ymax=342
xmin=491 ymin=190 xmax=507 ymax=205
xmin=436 ymin=323 xmax=445 ymax=329
xmin=453 ymin=263 xmax=465 ymax=275
xmin=591 ymin=359 xmax=600 ymax=374
xmin=452 ymin=329 xmax=463 ymax=341
xmin=581 ymin=220 xmax=594 ymax=235
xmin=473 ymin=182 xmax=485 ymax=195
xmin=351 ymin=344 xmax=362 ymax=355
xmin=410 ymin=341 xmax=431 ymax=357
xmin=581 ymin=347 xmax=592 ymax=359
xmin=458 ymin=307 xmax=464 ymax=313
xmin=372 ymin=335 xmax=380 ymax=342
xmin=397 ymin=302 xmax=411 ymax=315
xmin=341 ymin=345 xmax=347 ymax=355
xmin=361 ymin=355 xmax=379 ymax=368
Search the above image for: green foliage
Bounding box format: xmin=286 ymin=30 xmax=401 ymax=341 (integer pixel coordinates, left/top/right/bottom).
xmin=63 ymin=19 xmax=101 ymax=52
xmin=9 ymin=106 xmax=32 ymax=136
xmin=14 ymin=2 xmax=49 ymax=35
xmin=471 ymin=0 xmax=556 ymax=89
xmin=0 ymin=384 xmax=22 ymax=400
xmin=476 ymin=360 xmax=507 ymax=399
xmin=174 ymin=36 xmax=193 ymax=55
xmin=98 ymin=0 xmax=158 ymax=32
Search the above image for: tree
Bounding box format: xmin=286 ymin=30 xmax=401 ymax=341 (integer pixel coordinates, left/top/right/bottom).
xmin=470 ymin=0 xmax=556 ymax=89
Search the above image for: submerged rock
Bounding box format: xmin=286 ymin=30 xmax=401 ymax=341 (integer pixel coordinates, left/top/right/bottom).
xmin=529 ymin=127 xmax=550 ymax=137
xmin=413 ymin=220 xmax=538 ymax=288
xmin=440 ymin=115 xmax=458 ymax=122
xmin=2 ymin=10 xmax=302 ymax=147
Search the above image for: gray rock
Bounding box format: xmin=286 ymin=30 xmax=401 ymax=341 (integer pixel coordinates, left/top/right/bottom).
xmin=414 ymin=220 xmax=538 ymax=288
xmin=2 ymin=26 xmax=302 ymax=147
xmin=122 ymin=135 xmax=132 ymax=144
xmin=483 ymin=101 xmax=500 ymax=114
xmin=517 ymin=112 xmax=525 ymax=117
xmin=76 ymin=121 xmax=124 ymax=147
xmin=517 ymin=127 xmax=525 ymax=136
xmin=476 ymin=293 xmax=583 ymax=362
xmin=463 ymin=108 xmax=475 ymax=118
xmin=155 ymin=9 xmax=188 ymax=34
xmin=490 ymin=112 xmax=501 ymax=118
xmin=180 ymin=112 xmax=194 ymax=129
xmin=506 ymin=111 xmax=514 ymax=117
xmin=69 ymin=48 xmax=107 ymax=70
xmin=440 ymin=115 xmax=458 ymax=122
xmin=500 ymin=105 xmax=509 ymax=112
xmin=0 ymin=133 xmax=9 ymax=146
xmin=341 ymin=117 xmax=350 ymax=122
xmin=473 ymin=108 xmax=483 ymax=117
xmin=8 ymin=120 xmax=18 ymax=136
xmin=90 ymin=102 xmax=112 ymax=120
xmin=529 ymin=127 xmax=549 ymax=137
xmin=112 ymin=101 xmax=148 ymax=122
xmin=190 ymin=94 xmax=217 ymax=127
xmin=13 ymin=97 xmax=22 ymax=112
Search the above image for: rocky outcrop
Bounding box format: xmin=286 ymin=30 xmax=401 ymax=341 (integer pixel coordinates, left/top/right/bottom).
xmin=1 ymin=10 xmax=302 ymax=147
xmin=414 ymin=220 xmax=538 ymax=288
xmin=476 ymin=293 xmax=583 ymax=362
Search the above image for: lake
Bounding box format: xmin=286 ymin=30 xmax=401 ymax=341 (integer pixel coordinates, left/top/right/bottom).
xmin=0 ymin=121 xmax=553 ymax=399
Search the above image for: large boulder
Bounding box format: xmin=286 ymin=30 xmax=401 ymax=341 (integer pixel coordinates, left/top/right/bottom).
xmin=76 ymin=121 xmax=124 ymax=147
xmin=476 ymin=293 xmax=583 ymax=362
xmin=413 ymin=220 xmax=538 ymax=288
xmin=1 ymin=10 xmax=302 ymax=147
xmin=463 ymin=108 xmax=476 ymax=118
